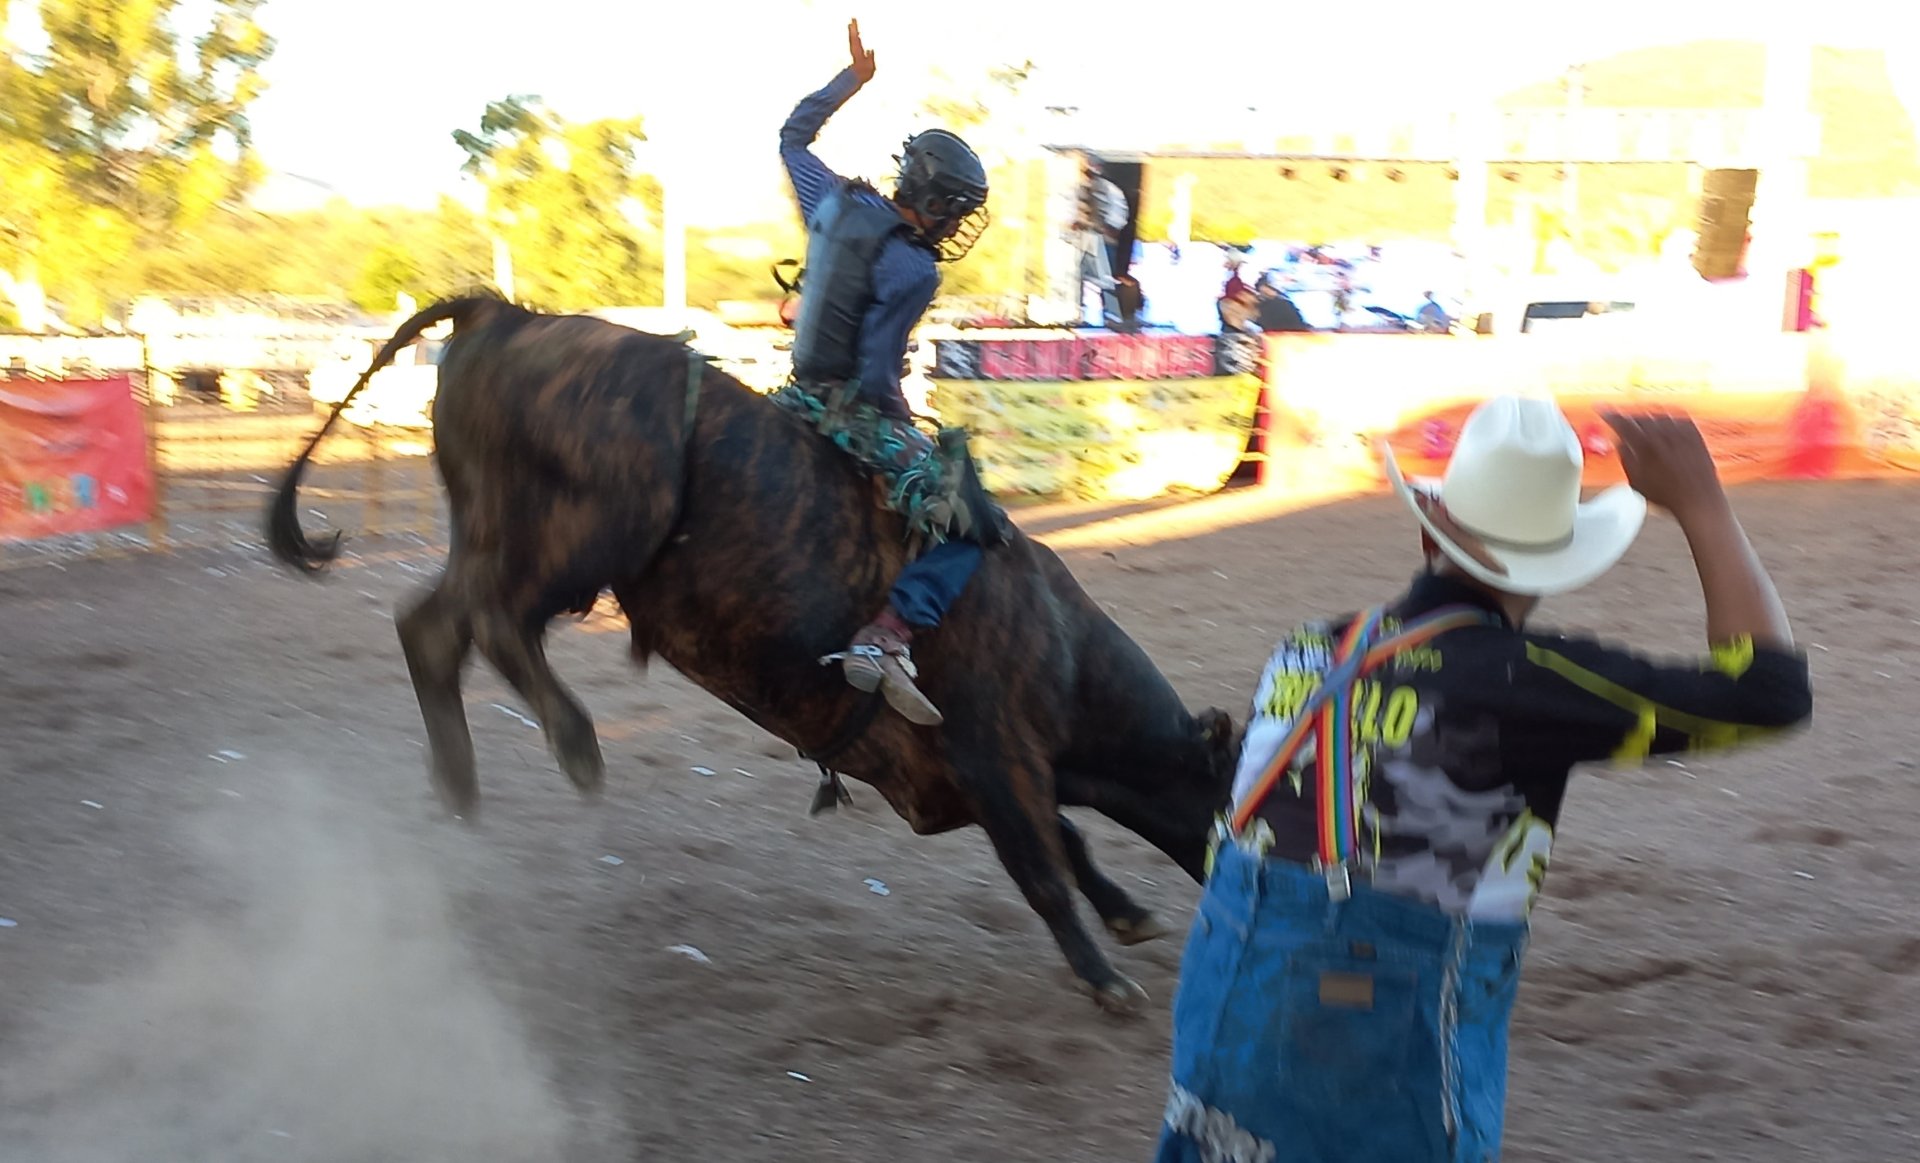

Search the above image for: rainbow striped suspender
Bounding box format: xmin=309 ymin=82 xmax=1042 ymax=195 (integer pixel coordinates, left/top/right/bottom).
xmin=1230 ymin=604 xmax=1491 ymax=893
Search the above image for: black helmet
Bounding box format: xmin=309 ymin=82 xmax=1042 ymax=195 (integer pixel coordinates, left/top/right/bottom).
xmin=894 ymin=129 xmax=990 ymax=262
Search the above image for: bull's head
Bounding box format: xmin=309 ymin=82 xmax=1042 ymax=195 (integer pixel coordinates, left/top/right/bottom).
xmin=1196 ymin=706 xmax=1240 ymax=793
xmin=1156 ymin=705 xmax=1240 ymax=883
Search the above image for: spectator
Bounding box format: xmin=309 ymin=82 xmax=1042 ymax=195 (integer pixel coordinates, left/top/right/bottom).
xmin=1219 ymin=252 xmax=1258 ymax=332
xmin=1255 ymin=276 xmax=1311 ymax=333
xmin=1331 ymin=271 xmax=1354 ymax=329
xmin=1084 ymin=160 xmax=1131 ymax=276
xmin=1416 ymin=290 xmax=1453 ymax=333
xmin=1076 ymin=157 xmax=1132 ymax=327
xmin=1112 ymin=273 xmax=1146 ymax=333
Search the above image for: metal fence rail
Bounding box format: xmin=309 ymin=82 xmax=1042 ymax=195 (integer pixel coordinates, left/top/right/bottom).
xmin=149 ymin=405 xmax=442 ymax=548
xmin=1 ymin=371 xmax=447 ymax=571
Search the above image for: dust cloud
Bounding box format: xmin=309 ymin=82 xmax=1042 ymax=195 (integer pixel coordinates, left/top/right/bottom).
xmin=0 ymin=765 xmax=583 ymax=1163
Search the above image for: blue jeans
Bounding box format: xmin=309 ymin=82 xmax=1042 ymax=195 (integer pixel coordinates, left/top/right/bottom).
xmin=890 ymin=540 xmax=983 ymax=629
xmin=1154 ymin=842 xmax=1529 ymax=1163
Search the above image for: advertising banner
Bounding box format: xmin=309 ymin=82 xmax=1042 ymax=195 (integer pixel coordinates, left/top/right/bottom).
xmin=1258 ymin=331 xmax=1920 ymax=492
xmin=935 ymin=374 xmax=1263 ymax=501
xmin=0 ymin=376 xmax=156 ymax=541
xmin=932 ymin=332 xmax=1220 ymax=382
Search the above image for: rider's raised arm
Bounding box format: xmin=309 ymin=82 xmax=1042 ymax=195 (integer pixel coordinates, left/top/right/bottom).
xmin=779 ymin=68 xmax=862 ymax=222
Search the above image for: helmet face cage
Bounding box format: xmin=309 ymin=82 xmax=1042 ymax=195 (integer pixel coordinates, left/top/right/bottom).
xmin=906 ymin=185 xmax=989 ymax=261
xmin=895 ymin=131 xmax=990 ymax=263
xmin=931 ymin=202 xmax=990 ymax=262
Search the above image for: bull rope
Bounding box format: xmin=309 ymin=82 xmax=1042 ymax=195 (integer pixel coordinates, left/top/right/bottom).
xmin=668 ymin=335 xmax=881 ymax=817
xmin=800 ymin=692 xmax=884 ymax=816
xmin=670 ymin=330 xmax=709 ymax=441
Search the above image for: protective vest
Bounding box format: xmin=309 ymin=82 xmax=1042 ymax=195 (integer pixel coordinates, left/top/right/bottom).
xmin=789 ymin=185 xmax=913 ymax=383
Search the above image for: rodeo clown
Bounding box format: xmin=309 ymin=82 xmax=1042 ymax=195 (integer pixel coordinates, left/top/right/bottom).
xmin=774 ymin=18 xmax=1004 ymax=728
xmin=1154 ymin=398 xmax=1812 ymax=1162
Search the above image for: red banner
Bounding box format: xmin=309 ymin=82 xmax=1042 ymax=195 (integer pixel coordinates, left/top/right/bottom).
xmin=1378 ymin=389 xmax=1821 ymax=487
xmin=936 ymin=334 xmax=1220 ymax=381
xmin=1255 ymin=331 xmax=1920 ymax=495
xmin=0 ymin=376 xmax=155 ymax=541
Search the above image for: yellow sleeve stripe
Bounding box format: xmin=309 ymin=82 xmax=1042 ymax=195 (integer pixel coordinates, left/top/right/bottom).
xmin=1523 ymin=643 xmax=1756 ymax=761
xmin=1617 ymin=705 xmax=1658 ymax=765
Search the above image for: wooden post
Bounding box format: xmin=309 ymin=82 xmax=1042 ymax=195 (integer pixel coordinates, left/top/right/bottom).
xmin=1453 ymin=108 xmax=1492 ymax=315
xmin=141 ymin=339 xmax=170 ymax=553
xmin=1752 ymin=33 xmax=1814 ymax=275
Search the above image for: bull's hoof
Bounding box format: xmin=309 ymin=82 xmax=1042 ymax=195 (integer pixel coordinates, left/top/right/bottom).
xmin=1090 ymin=976 xmax=1150 ymax=1017
xmin=1106 ymin=913 xmax=1173 ymax=947
xmin=429 ymin=765 xmax=479 ymax=821
xmin=559 ymin=748 xmax=606 ymax=797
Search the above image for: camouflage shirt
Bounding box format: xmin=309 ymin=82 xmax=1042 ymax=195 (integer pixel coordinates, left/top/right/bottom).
xmin=1232 ymin=572 xmax=1813 ymax=922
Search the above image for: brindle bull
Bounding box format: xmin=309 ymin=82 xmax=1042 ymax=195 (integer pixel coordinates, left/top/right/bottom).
xmin=267 ymin=297 xmax=1237 ymax=1012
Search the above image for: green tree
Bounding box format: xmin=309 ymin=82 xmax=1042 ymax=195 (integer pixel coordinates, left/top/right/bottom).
xmin=453 ymin=96 xmax=663 ymax=310
xmin=1 ymin=0 xmax=274 ymax=326
xmin=342 ymin=202 xmax=492 ymax=311
xmin=352 ymin=240 xmax=424 ymax=314
xmin=913 ymin=61 xmax=1036 ymax=300
xmin=684 ymin=221 xmax=805 ymax=309
xmin=918 ymin=60 xmax=1034 ymax=144
xmin=118 ymin=197 xmax=490 ymax=308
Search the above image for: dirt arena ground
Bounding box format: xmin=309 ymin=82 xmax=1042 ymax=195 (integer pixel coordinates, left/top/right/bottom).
xmin=3 ymin=480 xmax=1917 ymax=1162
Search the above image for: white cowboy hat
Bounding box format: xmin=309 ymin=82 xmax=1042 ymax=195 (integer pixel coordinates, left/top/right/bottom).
xmin=1379 ymin=395 xmax=1647 ymax=596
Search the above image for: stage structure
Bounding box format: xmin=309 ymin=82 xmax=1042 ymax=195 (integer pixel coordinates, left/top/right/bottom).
xmin=1038 ymin=41 xmax=1822 ymax=322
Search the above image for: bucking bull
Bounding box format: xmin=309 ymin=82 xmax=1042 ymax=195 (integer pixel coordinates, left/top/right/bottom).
xmin=267 ymin=297 xmax=1238 ymax=1012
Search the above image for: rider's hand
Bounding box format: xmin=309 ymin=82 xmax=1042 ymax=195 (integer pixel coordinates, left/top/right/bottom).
xmin=848 ymin=19 xmax=877 ymax=85
xmin=1599 ymin=410 xmax=1726 ymax=522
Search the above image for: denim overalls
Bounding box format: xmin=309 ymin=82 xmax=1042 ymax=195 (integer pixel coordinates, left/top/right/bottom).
xmin=1155 ymin=606 xmax=1531 ymax=1163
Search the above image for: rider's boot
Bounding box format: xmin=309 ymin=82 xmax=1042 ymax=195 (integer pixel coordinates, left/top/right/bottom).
xmin=839 ymin=607 xmax=943 ymax=726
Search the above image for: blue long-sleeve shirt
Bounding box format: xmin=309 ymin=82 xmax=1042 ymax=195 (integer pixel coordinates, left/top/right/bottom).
xmin=780 ymin=68 xmax=939 ymax=417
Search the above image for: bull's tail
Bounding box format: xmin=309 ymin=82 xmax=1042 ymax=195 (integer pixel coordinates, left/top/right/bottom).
xmin=266 ymin=297 xmax=497 ymax=575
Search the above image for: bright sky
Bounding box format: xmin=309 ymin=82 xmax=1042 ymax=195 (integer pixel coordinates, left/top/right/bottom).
xmin=7 ymin=1 xmax=1912 ymax=226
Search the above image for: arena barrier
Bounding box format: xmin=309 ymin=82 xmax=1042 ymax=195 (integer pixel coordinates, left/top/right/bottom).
xmin=1253 ymin=329 xmax=1920 ymax=494
xmin=1 ymin=364 xmax=441 ymax=569
xmin=929 ymin=328 xmax=1266 ymax=502
xmin=0 ymin=375 xmax=156 ymax=543
xmin=9 ymin=327 xmax=1915 ymax=565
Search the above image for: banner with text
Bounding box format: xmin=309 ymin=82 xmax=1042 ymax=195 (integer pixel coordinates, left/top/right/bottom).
xmin=932 ymin=332 xmax=1222 ymax=381
xmin=935 ymin=374 xmax=1263 ymax=500
xmin=1 ymin=376 xmax=156 ymax=541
